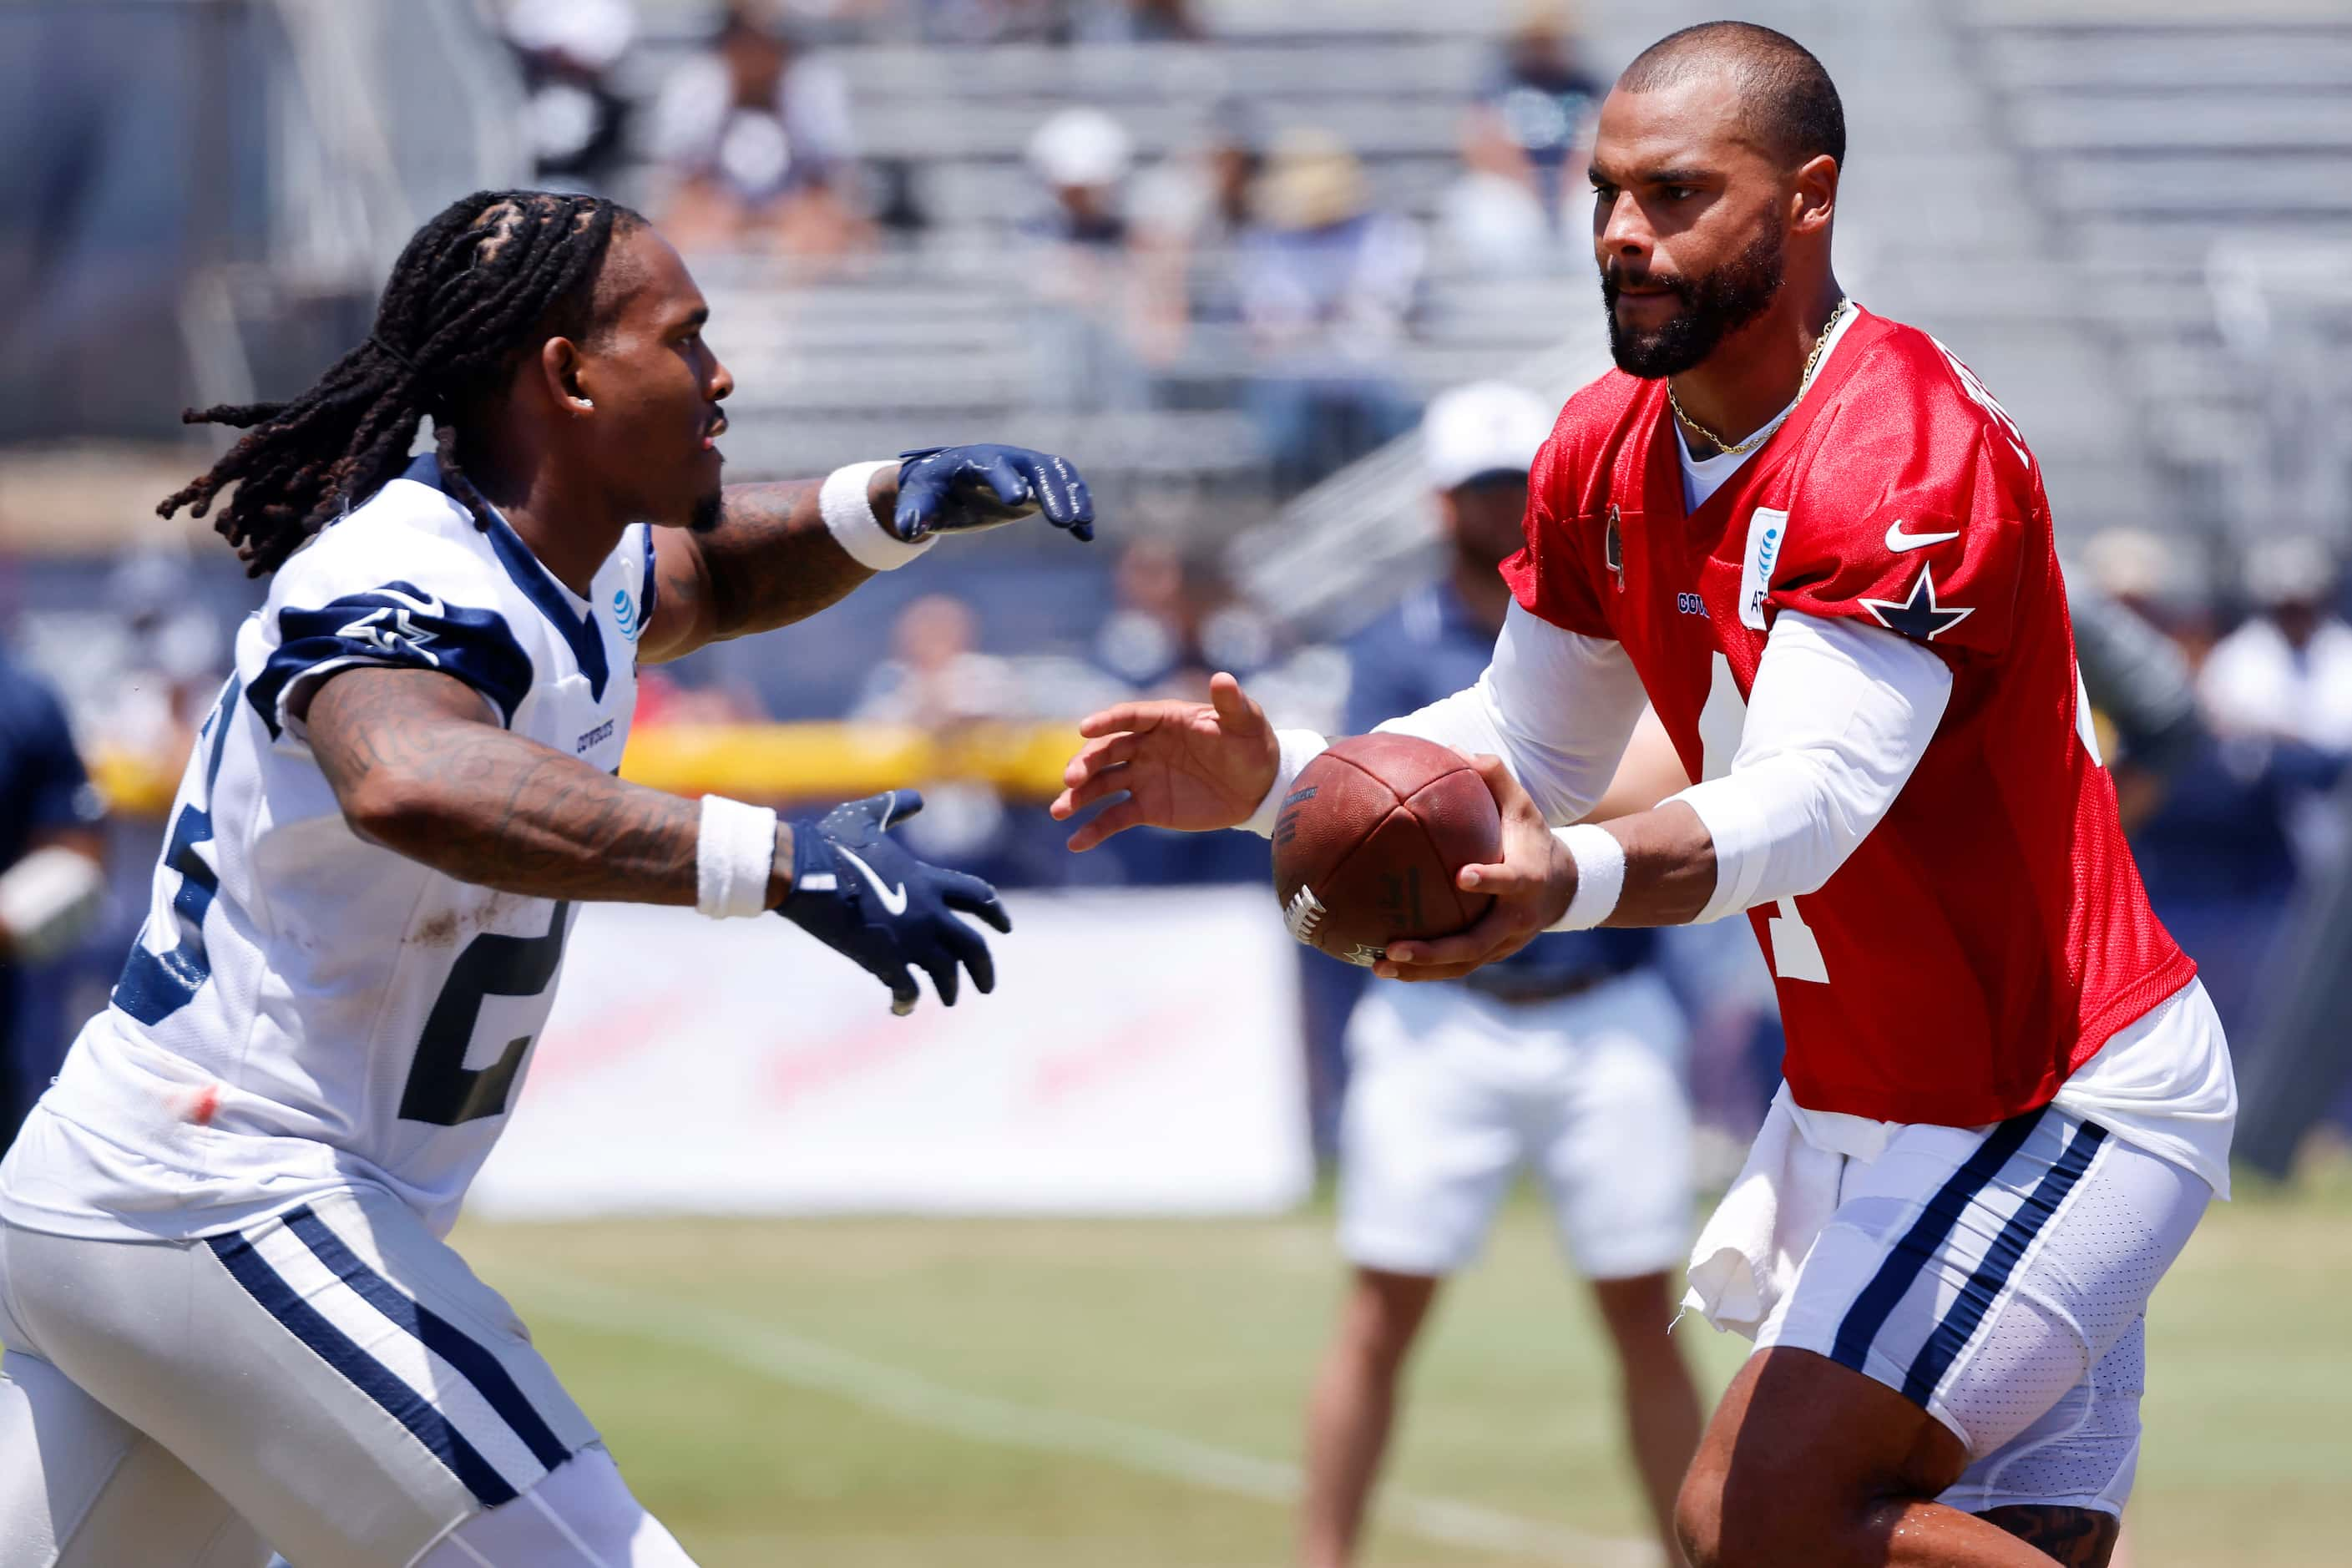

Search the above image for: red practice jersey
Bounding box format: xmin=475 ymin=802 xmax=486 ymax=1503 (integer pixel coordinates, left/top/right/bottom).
xmin=1504 ymin=307 xmax=2195 ymax=1126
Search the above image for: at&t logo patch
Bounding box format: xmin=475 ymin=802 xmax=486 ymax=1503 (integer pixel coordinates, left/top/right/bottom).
xmin=1737 ymin=507 xmax=1788 ymax=631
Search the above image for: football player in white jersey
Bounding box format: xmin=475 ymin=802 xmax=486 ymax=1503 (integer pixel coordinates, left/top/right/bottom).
xmin=0 ymin=190 xmax=1098 ymax=1568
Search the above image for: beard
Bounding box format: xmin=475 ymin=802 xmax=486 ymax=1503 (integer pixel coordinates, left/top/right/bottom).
xmin=689 ymin=487 xmax=725 ymax=535
xmin=1602 ymin=225 xmax=1786 ymax=379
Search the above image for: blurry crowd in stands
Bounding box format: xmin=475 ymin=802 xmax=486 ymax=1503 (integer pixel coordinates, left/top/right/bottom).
xmin=501 ymin=0 xmax=1608 ymax=491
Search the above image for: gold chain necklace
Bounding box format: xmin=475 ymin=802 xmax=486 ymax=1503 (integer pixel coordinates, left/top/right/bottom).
xmin=1669 ymin=299 xmax=1849 ymax=458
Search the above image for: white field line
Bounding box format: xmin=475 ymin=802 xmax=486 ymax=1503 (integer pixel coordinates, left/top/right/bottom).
xmin=505 ymin=1268 xmax=1660 ymax=1568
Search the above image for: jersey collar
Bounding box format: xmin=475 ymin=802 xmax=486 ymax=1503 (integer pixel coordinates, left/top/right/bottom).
xmin=1646 ymin=304 xmax=1881 ymax=529
xmin=406 ymin=457 xmax=611 ymax=702
xmin=481 ymin=512 xmax=611 ymax=701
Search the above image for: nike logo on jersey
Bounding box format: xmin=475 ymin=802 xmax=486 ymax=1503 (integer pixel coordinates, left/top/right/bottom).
xmin=1860 ymin=564 xmax=1975 ymax=641
xmin=836 ymin=846 xmax=909 ymax=915
xmin=1884 ymin=520 xmax=1960 ymax=554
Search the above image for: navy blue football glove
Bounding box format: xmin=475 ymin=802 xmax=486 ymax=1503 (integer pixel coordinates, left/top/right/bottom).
xmin=893 ymin=444 xmax=1095 ymax=544
xmin=777 ymin=790 xmax=1012 ymax=1016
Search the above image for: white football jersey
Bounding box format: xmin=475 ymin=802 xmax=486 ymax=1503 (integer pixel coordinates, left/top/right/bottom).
xmin=1 ymin=455 xmax=653 ymax=1241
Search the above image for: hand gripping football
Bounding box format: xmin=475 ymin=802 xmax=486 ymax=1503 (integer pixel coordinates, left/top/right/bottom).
xmin=1271 ymin=735 xmax=1502 ymax=966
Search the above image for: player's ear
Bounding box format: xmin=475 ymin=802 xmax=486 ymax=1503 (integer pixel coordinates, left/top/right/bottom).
xmin=539 ymin=336 xmax=596 ymax=416
xmin=1791 ymin=153 xmax=1837 ymax=236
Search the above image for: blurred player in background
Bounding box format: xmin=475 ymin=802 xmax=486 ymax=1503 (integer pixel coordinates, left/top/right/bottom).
xmin=0 ymin=641 xmax=107 ymax=1156
xmin=1058 ymin=24 xmax=2231 ymax=1568
xmin=0 ymin=189 xmax=1094 ymax=1568
xmin=1301 ymin=382 xmax=1700 ymax=1565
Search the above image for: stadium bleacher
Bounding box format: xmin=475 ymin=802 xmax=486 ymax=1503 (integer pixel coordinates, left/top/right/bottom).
xmin=611 ymin=3 xmax=1577 ymax=540
xmin=1968 ymin=0 xmax=2352 ymax=546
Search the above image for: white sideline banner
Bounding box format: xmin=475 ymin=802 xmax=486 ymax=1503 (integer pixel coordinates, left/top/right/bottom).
xmin=468 ymin=887 xmax=1312 ymax=1219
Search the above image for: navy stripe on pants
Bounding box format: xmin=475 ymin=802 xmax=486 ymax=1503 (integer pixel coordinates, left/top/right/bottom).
xmin=283 ymin=1206 xmax=574 ymax=1472
xmin=1901 ymin=1119 xmax=2108 ymax=1407
xmin=1829 ymin=1108 xmax=2046 ymax=1377
xmin=206 ymin=1227 xmax=518 ymax=1506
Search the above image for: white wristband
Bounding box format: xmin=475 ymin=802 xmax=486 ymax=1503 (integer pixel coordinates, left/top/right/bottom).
xmin=1546 ymin=823 xmax=1626 ymax=931
xmin=696 ymin=794 xmax=781 ymax=918
xmin=1242 ymin=728 xmax=1333 ymax=837
xmin=820 ymin=459 xmax=933 ymax=571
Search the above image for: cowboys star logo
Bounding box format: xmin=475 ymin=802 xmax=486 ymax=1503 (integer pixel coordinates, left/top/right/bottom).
xmin=336 ymin=587 xmax=446 ymax=665
xmin=1859 ymin=564 xmax=1973 ymax=642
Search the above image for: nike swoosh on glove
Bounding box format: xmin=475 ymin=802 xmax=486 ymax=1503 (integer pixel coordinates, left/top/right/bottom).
xmin=893 ymin=444 xmax=1096 ymax=544
xmin=777 ymin=790 xmax=1013 ymax=1016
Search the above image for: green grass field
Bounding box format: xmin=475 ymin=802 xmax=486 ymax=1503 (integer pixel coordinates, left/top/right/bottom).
xmin=459 ymin=1158 xmax=2351 ymax=1568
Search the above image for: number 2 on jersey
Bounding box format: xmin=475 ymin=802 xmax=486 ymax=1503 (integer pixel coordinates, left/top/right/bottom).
xmin=399 ymin=902 xmax=574 ymax=1126
xmin=1696 ymin=654 xmax=1830 ymax=984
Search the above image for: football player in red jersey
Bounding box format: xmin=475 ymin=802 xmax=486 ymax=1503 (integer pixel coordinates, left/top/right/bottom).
xmin=1053 ymin=22 xmax=2232 ymax=1568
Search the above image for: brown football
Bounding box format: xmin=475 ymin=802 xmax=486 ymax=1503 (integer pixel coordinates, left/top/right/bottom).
xmin=1271 ymin=734 xmax=1501 ymax=966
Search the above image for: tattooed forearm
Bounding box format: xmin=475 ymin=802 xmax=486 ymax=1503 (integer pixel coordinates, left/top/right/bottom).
xmin=1979 ymin=1505 xmax=2122 ymax=1567
xmin=640 ymin=469 xmax=896 ymax=660
xmin=306 ymin=666 xmax=787 ymax=906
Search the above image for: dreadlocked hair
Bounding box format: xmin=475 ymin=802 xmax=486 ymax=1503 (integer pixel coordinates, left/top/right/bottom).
xmin=160 ymin=189 xmax=645 ymax=576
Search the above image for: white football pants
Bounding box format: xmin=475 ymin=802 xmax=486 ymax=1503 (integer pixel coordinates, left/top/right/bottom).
xmin=0 ymin=1184 xmax=696 ymax=1566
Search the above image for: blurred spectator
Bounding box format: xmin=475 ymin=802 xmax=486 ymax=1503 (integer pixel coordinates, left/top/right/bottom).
xmin=2199 ymin=535 xmax=2352 ymax=752
xmin=2130 ymin=728 xmax=2332 ymax=1040
xmin=650 ymin=2 xmax=871 ymax=257
xmin=1022 ymin=107 xmax=1148 ymax=410
xmin=1130 ymin=105 xmax=1263 ymax=360
xmin=868 ymin=157 xmax=932 ymax=240
xmin=1094 ymin=539 xmax=1273 ymax=698
xmin=2199 ymin=535 xmax=2352 ymax=873
xmin=503 ymin=0 xmax=638 ymax=194
xmin=1472 ymin=0 xmax=1606 ymax=230
xmin=1434 ymin=109 xmax=1556 ymax=279
xmin=853 ymin=594 xmax=1024 ymax=870
xmin=2080 ymin=526 xmax=2213 ymax=652
xmin=917 ymin=0 xmax=1070 ymax=44
xmin=854 ymin=594 xmax=1023 ymax=731
xmin=1076 ymin=0 xmax=1208 ymax=43
xmin=2068 ymin=578 xmax=2206 ymax=831
xmin=89 ymin=551 xmax=225 ymax=776
xmin=1237 ymin=130 xmax=1424 ymax=490
xmin=0 ymin=639 xmax=108 ymax=1155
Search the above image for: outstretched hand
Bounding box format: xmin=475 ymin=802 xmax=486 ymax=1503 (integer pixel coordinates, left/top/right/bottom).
xmin=777 ymin=790 xmax=1013 ymax=1015
xmin=1374 ymin=754 xmax=1577 ymax=982
xmin=893 ymin=445 xmax=1095 ymax=544
xmin=1051 ymin=673 xmax=1280 ymax=851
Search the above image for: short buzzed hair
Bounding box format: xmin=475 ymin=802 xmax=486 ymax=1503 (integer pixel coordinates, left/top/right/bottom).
xmin=1617 ymin=21 xmax=1846 ymax=169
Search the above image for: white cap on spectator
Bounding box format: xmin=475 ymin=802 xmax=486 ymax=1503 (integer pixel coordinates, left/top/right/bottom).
xmin=1028 ymin=108 xmax=1134 ymax=190
xmin=2244 ymin=534 xmax=2337 ymax=608
xmin=1424 ymin=382 xmax=1554 ymax=493
xmin=505 ymin=0 xmax=636 ymax=70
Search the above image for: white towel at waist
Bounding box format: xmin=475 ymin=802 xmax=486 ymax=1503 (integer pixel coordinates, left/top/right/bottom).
xmin=1680 ymin=1085 xmax=1849 ymax=1338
